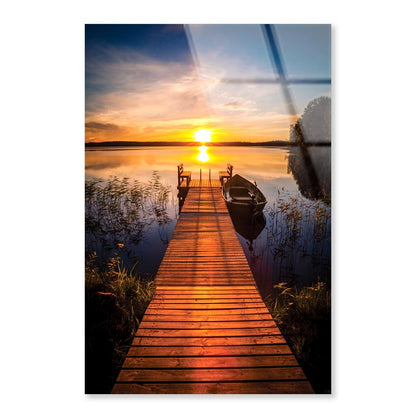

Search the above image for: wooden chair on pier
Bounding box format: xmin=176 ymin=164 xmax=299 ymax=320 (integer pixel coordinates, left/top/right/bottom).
xmin=177 ymin=163 xmax=192 ymax=187
xmin=219 ymin=163 xmax=233 ymax=186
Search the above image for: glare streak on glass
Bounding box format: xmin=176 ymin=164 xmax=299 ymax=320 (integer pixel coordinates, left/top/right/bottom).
xmin=220 ymin=78 xmax=331 ymax=84
xmin=262 ymin=24 xmax=297 ymax=116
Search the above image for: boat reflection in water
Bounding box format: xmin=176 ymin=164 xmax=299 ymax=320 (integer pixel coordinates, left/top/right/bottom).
xmin=228 ymin=205 xmax=266 ymax=252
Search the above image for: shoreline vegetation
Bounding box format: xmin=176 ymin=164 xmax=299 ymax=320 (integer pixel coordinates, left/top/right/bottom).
xmin=85 ymin=140 xmax=331 ymax=148
xmin=266 ymin=282 xmax=331 ymax=393
xmin=85 ymin=254 xmax=155 ymax=393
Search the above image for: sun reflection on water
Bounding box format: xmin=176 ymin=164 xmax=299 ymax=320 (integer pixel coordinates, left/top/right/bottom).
xmin=197 ymin=145 xmax=210 ymax=163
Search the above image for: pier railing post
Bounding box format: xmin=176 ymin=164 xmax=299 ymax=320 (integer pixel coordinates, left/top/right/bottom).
xmin=200 ymin=168 xmax=202 ymax=187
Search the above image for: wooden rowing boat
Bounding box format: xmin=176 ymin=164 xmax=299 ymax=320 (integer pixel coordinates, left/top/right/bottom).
xmin=222 ymin=174 xmax=267 ymax=213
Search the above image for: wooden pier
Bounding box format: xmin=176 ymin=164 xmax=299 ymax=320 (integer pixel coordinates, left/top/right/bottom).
xmin=112 ymin=178 xmax=313 ymax=394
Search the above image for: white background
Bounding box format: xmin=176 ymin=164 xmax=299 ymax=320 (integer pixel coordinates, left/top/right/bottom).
xmin=1 ymin=0 xmax=415 ymax=414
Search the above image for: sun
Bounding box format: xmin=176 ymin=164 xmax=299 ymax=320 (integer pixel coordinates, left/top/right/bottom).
xmin=193 ymin=129 xmax=212 ymax=143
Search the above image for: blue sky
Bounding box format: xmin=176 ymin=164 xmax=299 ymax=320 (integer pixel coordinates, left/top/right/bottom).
xmin=85 ymin=24 xmax=192 ymax=62
xmin=85 ymin=24 xmax=331 ymax=142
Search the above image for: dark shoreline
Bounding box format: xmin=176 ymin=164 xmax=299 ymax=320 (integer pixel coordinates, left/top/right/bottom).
xmin=85 ymin=140 xmax=331 ymax=148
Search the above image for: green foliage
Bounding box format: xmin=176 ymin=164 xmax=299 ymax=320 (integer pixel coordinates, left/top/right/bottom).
xmin=85 ymin=253 xmax=155 ymax=393
xmin=266 ymin=281 xmax=331 ymax=393
xmin=290 ymin=96 xmax=331 ymax=144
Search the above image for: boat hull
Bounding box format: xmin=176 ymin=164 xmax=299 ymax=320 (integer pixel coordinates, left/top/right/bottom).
xmin=222 ymin=174 xmax=267 ymax=213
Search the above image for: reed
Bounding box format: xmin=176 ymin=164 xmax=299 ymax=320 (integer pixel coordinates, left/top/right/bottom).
xmin=85 ymin=172 xmax=171 ymax=262
xmin=265 ymin=188 xmax=331 ymax=283
xmin=266 ymin=281 xmax=331 ymax=393
xmin=85 ymin=253 xmax=155 ymax=393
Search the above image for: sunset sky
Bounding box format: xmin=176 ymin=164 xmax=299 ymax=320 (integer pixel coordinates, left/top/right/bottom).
xmin=85 ymin=24 xmax=330 ymax=143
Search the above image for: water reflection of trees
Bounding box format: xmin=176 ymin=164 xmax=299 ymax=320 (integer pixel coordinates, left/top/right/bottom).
xmin=266 ymin=188 xmax=331 ymax=285
xmin=287 ymin=146 xmax=331 ymax=203
xmin=288 ymin=96 xmax=331 ymax=204
xmin=85 ymin=172 xmax=171 ymax=264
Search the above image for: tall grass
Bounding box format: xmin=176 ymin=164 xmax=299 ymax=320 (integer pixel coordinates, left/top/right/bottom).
xmin=266 ymin=188 xmax=331 ymax=283
xmin=85 ymin=253 xmax=155 ymax=393
xmin=85 ymin=172 xmax=171 ymax=261
xmin=266 ymin=281 xmax=331 ymax=393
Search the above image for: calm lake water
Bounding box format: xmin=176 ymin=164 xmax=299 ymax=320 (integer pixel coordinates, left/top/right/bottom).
xmin=85 ymin=145 xmax=331 ymax=297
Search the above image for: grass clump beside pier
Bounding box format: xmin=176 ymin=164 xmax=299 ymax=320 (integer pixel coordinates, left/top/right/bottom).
xmin=85 ymin=253 xmax=155 ymax=393
xmin=266 ymin=281 xmax=331 ymax=393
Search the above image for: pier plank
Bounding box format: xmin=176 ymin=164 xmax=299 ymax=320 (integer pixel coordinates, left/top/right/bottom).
xmin=135 ymin=327 xmax=282 ymax=337
xmin=126 ymin=344 xmax=293 ymax=356
xmin=112 ymin=380 xmax=314 ymax=394
xmin=131 ymin=335 xmax=286 ymax=347
xmin=139 ymin=320 xmax=277 ymax=329
xmin=122 ymin=355 xmax=298 ymax=369
xmin=117 ymin=366 xmax=306 ymax=383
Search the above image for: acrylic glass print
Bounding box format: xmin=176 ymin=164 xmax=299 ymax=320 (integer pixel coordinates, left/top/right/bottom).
xmin=85 ymin=24 xmax=331 ymax=394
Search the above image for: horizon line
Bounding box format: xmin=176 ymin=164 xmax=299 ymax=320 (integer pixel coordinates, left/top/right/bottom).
xmin=85 ymin=140 xmax=330 ymax=147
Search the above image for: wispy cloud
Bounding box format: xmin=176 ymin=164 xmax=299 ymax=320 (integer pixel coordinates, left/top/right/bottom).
xmin=85 ymin=121 xmax=121 ymax=131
